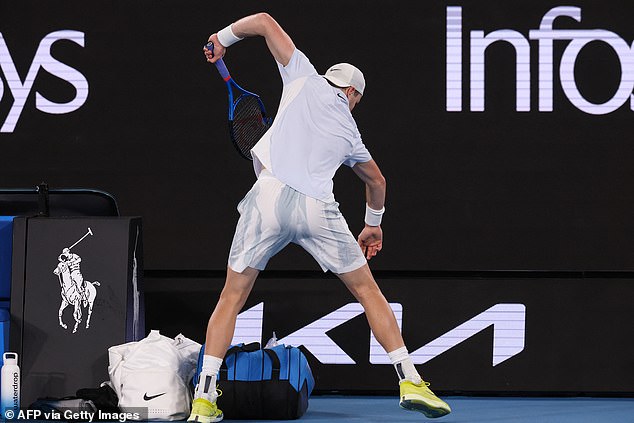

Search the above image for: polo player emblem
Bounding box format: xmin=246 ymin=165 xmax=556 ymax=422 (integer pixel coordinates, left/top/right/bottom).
xmin=53 ymin=227 xmax=101 ymax=333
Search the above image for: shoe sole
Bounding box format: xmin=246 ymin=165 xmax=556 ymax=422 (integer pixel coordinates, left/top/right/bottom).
xmin=187 ymin=413 xmax=223 ymax=423
xmin=400 ymin=395 xmax=451 ymax=418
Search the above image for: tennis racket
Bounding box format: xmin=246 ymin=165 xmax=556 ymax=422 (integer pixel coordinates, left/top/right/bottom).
xmin=206 ymin=42 xmax=272 ymax=160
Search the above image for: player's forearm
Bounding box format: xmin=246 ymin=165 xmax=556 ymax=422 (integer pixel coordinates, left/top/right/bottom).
xmin=365 ymin=176 xmax=386 ymax=211
xmin=230 ymin=13 xmax=295 ymax=65
xmin=352 ymin=160 xmax=386 ymax=211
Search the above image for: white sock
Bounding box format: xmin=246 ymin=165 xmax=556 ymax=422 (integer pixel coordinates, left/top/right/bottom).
xmin=195 ymin=355 xmax=223 ymax=402
xmin=201 ymin=355 xmax=223 ymax=375
xmin=388 ymin=347 xmax=422 ymax=385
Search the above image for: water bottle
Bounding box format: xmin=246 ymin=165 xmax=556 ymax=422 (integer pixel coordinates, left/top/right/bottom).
xmin=1 ymin=352 xmax=20 ymax=420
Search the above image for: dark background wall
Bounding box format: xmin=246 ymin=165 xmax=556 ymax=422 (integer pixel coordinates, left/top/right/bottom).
xmin=2 ymin=0 xmax=633 ymax=272
xmin=2 ymin=0 xmax=634 ymax=394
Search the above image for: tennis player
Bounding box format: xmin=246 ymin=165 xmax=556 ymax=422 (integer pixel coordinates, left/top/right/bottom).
xmin=190 ymin=12 xmax=451 ymax=422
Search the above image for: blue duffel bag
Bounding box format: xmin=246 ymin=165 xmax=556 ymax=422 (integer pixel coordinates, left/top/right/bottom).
xmin=193 ymin=342 xmax=315 ymax=419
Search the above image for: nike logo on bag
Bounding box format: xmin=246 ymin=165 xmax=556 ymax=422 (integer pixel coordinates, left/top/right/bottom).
xmin=143 ymin=392 xmax=166 ymax=401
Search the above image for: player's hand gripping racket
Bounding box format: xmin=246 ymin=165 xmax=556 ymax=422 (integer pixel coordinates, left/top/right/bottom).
xmin=205 ymin=42 xmax=272 ymax=160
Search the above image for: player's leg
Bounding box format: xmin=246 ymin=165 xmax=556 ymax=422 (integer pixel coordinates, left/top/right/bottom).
xmin=298 ymin=199 xmax=412 ymax=359
xmin=189 ymin=266 xmax=259 ymax=423
xmin=299 ymin=195 xmax=450 ymax=417
xmin=190 ymin=174 xmax=289 ymax=423
xmin=203 ymin=171 xmax=286 ymax=361
xmin=337 ymin=264 xmax=451 ymax=418
xmin=336 ymin=264 xmax=402 ymax=351
xmin=205 ymin=266 xmax=259 ymax=357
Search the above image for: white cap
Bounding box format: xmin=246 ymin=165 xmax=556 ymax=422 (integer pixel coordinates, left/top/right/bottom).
xmin=323 ymin=63 xmax=365 ymax=95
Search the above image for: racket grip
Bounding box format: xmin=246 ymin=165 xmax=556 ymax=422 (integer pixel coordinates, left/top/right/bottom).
xmin=214 ymin=58 xmax=231 ymax=80
xmin=205 ymin=42 xmax=231 ymax=80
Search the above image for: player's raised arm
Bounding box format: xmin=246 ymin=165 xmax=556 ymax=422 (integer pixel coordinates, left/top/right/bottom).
xmin=206 ymin=13 xmax=295 ymax=66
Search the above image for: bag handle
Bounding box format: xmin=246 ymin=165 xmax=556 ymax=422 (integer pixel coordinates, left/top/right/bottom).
xmin=220 ymin=342 xmax=262 ymax=378
xmin=224 ymin=342 xmax=260 ymax=357
xmin=296 ymin=345 xmax=311 ymax=359
xmin=263 ymin=348 xmax=281 ymax=379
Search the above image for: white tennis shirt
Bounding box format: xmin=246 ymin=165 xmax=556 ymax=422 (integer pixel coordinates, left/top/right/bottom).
xmin=251 ymin=49 xmax=372 ymax=203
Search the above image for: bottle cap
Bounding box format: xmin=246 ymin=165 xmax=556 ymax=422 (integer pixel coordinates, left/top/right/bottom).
xmin=3 ymin=352 xmax=18 ymax=364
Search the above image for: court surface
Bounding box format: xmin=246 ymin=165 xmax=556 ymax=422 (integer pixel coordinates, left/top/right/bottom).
xmin=20 ymin=395 xmax=634 ymax=422
xmin=232 ymin=395 xmax=634 ymax=423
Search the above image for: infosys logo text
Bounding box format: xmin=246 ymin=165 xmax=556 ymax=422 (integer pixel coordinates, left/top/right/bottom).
xmin=0 ymin=30 xmax=88 ymax=133
xmin=447 ymin=6 xmax=634 ymax=114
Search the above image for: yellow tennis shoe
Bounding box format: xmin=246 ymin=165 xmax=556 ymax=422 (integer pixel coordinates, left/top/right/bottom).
xmin=399 ymin=380 xmax=451 ymax=418
xmin=187 ymin=397 xmax=223 ymax=423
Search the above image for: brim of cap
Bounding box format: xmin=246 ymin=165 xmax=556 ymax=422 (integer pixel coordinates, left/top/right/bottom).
xmin=323 ymin=74 xmax=352 ymax=89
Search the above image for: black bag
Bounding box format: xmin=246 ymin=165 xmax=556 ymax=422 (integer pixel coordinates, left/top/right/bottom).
xmin=75 ymin=384 xmax=120 ymax=414
xmin=28 ymin=397 xmax=96 ymax=422
xmin=28 ymin=385 xmax=120 ymax=421
xmin=194 ymin=342 xmax=315 ymax=420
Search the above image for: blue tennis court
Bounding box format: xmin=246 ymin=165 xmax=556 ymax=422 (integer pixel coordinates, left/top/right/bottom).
xmin=239 ymin=396 xmax=634 ymax=423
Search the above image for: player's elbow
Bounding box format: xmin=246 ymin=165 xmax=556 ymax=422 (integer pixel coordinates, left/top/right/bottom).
xmin=255 ymin=12 xmax=276 ymax=31
xmin=256 ymin=12 xmax=274 ymax=21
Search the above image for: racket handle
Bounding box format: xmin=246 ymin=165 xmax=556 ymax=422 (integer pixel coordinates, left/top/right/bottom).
xmin=214 ymin=58 xmax=230 ymax=80
xmin=205 ymin=42 xmax=231 ymax=80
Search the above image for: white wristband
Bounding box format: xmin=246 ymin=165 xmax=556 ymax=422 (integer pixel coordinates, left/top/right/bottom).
xmin=365 ymin=204 xmax=385 ymax=226
xmin=217 ymin=24 xmax=244 ymax=47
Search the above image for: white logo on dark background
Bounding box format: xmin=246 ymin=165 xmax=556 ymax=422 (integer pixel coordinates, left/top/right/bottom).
xmin=232 ymin=302 xmax=525 ymax=366
xmin=447 ymin=6 xmax=634 ymax=114
xmin=53 ymin=227 xmax=100 ymax=334
xmin=0 ymin=30 xmax=89 ymax=133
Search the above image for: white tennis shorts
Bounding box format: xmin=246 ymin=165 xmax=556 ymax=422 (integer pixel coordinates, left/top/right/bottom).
xmin=228 ymin=170 xmax=367 ymax=274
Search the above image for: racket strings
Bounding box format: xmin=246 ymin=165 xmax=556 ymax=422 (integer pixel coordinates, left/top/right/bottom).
xmin=231 ymin=96 xmax=270 ymax=160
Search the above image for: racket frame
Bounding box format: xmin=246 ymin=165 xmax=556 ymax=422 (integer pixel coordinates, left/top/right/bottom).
xmin=206 ymin=42 xmax=272 ymax=159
